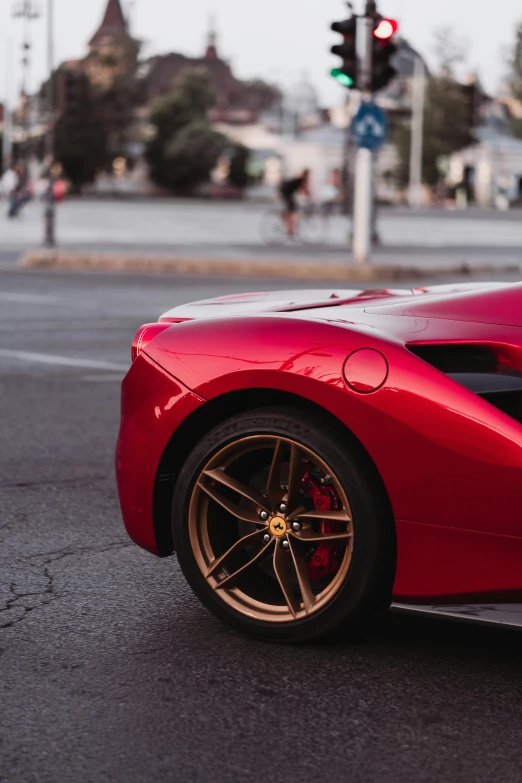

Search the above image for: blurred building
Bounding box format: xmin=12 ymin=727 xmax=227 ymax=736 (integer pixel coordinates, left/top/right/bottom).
xmin=20 ymin=0 xmax=281 ymax=190
xmin=136 ymin=20 xmax=279 ymax=125
xmin=243 ymin=39 xmax=430 ymax=203
xmin=446 ymin=99 xmax=522 ymax=207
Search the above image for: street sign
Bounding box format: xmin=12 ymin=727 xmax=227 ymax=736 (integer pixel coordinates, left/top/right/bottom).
xmin=351 ymin=102 xmax=388 ymax=151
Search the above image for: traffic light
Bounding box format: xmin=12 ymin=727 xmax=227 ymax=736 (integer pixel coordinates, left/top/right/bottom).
xmin=330 ymin=15 xmax=357 ymax=89
xmin=372 ymin=16 xmax=398 ymax=92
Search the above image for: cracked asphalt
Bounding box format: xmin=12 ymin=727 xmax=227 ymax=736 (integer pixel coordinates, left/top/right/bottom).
xmin=2 ymin=266 xmax=522 ymax=783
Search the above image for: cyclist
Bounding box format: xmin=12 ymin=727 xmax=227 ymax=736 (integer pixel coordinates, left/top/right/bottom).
xmin=279 ymin=168 xmax=311 ymax=237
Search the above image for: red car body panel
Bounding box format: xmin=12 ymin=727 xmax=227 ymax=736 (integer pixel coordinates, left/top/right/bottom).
xmin=116 ymin=283 xmax=522 ymax=605
xmin=116 ymin=353 xmax=205 ymax=554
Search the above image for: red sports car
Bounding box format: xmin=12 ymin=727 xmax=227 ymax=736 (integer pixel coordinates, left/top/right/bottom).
xmin=116 ymin=282 xmax=522 ymax=642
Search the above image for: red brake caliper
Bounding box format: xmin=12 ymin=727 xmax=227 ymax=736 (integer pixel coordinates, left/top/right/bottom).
xmin=302 ymin=468 xmax=343 ymax=583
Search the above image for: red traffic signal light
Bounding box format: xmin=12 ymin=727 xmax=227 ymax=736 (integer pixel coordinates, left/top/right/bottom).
xmin=373 ymin=18 xmax=398 ymax=40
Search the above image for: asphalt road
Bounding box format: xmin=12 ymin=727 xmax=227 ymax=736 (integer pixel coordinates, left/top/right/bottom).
xmin=2 ymin=267 xmax=522 ymax=783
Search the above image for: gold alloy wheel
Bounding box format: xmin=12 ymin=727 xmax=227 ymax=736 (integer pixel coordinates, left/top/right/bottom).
xmin=188 ymin=435 xmax=354 ymax=623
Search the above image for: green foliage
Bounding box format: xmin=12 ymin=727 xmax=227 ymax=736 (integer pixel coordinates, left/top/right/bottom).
xmin=161 ymin=120 xmax=226 ymax=192
xmin=53 ymin=73 xmax=107 ymax=189
xmin=54 ymin=113 xmax=107 ymax=189
xmin=146 ymin=67 xmax=230 ymax=194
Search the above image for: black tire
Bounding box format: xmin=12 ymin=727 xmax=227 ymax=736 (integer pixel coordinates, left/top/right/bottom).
xmin=172 ymin=406 xmax=395 ymax=644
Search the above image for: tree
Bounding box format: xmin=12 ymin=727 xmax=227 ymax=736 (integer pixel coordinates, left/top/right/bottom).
xmin=161 ymin=120 xmax=226 ymax=192
xmin=53 ymin=72 xmax=108 ymax=190
xmin=54 ymin=114 xmax=107 ymax=190
xmin=395 ymin=28 xmax=475 ymax=188
xmin=432 ymin=26 xmax=468 ymax=78
xmin=507 ymin=21 xmax=522 ymax=139
xmin=509 ymin=21 xmax=522 ymax=101
xmin=146 ymin=67 xmax=228 ymax=194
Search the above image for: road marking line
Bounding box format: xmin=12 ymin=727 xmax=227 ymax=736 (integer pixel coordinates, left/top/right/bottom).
xmin=0 ymin=349 xmax=128 ymax=371
xmin=0 ymin=292 xmax=62 ymax=304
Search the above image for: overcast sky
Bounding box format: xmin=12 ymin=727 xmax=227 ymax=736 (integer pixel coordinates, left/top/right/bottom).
xmin=1 ymin=0 xmax=521 ymax=106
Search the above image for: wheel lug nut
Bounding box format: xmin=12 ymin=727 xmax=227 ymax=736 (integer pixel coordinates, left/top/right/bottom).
xmin=278 ymin=502 xmax=287 ymax=514
xmin=281 ymin=540 xmax=290 ymax=550
xmin=259 ymin=510 xmax=269 ymax=521
xmin=291 ymin=521 xmax=302 ymax=532
xmin=263 ymin=533 xmax=271 ymax=543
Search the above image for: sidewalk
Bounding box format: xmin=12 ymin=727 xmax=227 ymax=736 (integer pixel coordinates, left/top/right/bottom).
xmin=19 ymin=245 xmax=522 ymax=282
xmin=5 ymin=199 xmax=522 ymax=281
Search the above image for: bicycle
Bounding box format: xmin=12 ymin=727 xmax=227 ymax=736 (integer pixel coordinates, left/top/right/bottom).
xmin=260 ymin=202 xmax=330 ymax=247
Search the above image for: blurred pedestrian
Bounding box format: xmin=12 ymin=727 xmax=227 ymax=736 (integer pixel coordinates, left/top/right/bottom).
xmin=1 ymin=163 xmax=19 ymax=214
xmin=279 ymin=168 xmax=311 ymax=237
xmin=6 ymin=163 xmax=33 ymax=218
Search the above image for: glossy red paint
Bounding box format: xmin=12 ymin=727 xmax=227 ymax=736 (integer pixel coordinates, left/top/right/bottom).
xmin=131 ymin=322 xmax=172 ymax=363
xmin=116 ymin=283 xmax=522 ymax=603
xmin=116 ymin=352 xmax=204 ymax=554
xmin=343 ymin=348 xmax=389 ymax=393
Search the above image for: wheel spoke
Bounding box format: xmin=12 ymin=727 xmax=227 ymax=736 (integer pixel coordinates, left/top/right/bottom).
xmin=214 ymin=539 xmax=274 ymax=590
xmin=290 ymin=526 xmax=353 ymax=543
xmin=287 ymin=537 xmax=315 ymax=613
xmin=266 ymin=438 xmax=285 ymax=507
xmin=273 ymin=540 xmax=299 ymax=617
xmin=286 ymin=443 xmax=306 ymax=514
xmin=206 ymin=529 xmax=267 ymax=580
xmin=202 ymin=468 xmax=269 ymax=512
xmin=197 ymin=479 xmax=267 ymax=525
xmin=287 ymin=507 xmax=352 ymax=524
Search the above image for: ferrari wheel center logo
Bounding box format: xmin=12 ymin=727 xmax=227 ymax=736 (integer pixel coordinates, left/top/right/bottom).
xmin=269 ymin=517 xmax=287 ymax=537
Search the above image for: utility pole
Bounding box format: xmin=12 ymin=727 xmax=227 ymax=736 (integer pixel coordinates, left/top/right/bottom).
xmin=43 ymin=0 xmax=56 ymax=247
xmin=408 ymin=54 xmax=426 ymax=208
xmin=352 ymin=1 xmax=375 ymax=265
xmin=12 ymin=0 xmax=41 ymax=160
xmin=2 ymin=38 xmax=14 ymax=171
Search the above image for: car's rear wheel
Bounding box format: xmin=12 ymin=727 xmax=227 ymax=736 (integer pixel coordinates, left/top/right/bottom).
xmin=172 ymin=407 xmax=395 ymax=643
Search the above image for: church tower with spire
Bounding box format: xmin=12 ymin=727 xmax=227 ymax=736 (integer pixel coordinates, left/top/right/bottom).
xmin=204 ymin=13 xmax=218 ymax=60
xmin=85 ymin=0 xmax=139 ymax=92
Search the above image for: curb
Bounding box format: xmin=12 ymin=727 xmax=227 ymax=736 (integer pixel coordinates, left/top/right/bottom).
xmin=18 ymin=250 xmax=522 ymax=282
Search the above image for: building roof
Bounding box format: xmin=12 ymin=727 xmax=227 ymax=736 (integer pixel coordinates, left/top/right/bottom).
xmin=140 ymin=51 xmax=250 ymax=112
xmin=89 ymin=0 xmax=127 ymax=46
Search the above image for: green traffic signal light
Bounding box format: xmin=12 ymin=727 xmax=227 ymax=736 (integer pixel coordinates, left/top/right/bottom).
xmin=330 ymin=67 xmax=354 ymax=87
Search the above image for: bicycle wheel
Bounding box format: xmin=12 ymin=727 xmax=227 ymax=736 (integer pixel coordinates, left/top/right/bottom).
xmin=299 ymin=210 xmax=327 ymax=246
xmin=260 ymin=209 xmax=287 ymax=246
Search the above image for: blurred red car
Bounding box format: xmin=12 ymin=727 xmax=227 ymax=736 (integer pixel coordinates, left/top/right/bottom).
xmin=116 ymin=283 xmax=522 ymax=642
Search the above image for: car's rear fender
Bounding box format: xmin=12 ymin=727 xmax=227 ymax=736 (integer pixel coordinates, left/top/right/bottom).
xmin=116 ymin=352 xmax=205 ymax=554
xmin=144 ymin=315 xmax=522 ymax=539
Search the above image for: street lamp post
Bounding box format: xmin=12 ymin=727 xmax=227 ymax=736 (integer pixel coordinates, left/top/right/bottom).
xmin=44 ymin=0 xmax=55 ymax=247
xmin=12 ymin=0 xmax=41 ymax=160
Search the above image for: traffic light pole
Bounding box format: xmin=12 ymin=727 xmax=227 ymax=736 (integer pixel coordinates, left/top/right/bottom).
xmin=352 ymin=2 xmax=375 ymax=265
xmin=44 ymin=0 xmax=56 ymax=248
